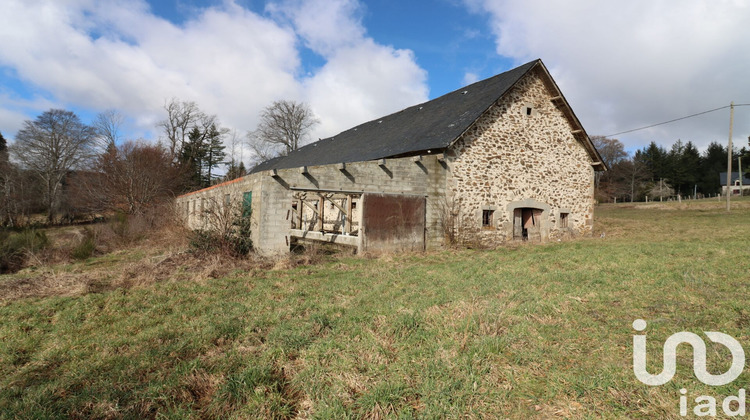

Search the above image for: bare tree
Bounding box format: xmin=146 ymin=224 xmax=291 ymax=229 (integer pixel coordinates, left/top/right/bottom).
xmin=93 ymin=109 xmax=125 ymax=151
xmin=72 ymin=141 xmax=181 ymax=215
xmin=157 ymin=98 xmax=203 ymax=161
xmin=248 ymin=100 xmax=319 ymax=163
xmin=591 ymin=136 xmax=628 ymax=168
xmin=591 ymin=136 xmax=628 ymax=201
xmin=12 ymin=109 xmax=96 ymax=223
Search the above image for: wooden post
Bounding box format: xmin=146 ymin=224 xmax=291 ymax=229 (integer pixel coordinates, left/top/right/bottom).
xmin=346 ymin=195 xmax=353 ymax=234
xmin=727 ymin=101 xmax=734 ymax=211
xmin=297 ymin=198 xmax=303 ymax=230
xmin=317 ymin=195 xmax=324 ymax=231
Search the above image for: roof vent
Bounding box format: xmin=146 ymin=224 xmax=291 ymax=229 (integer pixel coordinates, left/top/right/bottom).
xmin=378 ymin=120 xmax=383 ymax=124
xmin=419 ymin=106 xmax=423 ymax=110
xmin=461 ymin=90 xmax=468 ymax=95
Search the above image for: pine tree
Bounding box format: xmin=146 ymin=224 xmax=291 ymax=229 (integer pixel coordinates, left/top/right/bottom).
xmin=0 ymin=131 xmax=8 ymax=163
xmin=640 ymin=142 xmax=669 ymax=181
xmin=180 ymin=126 xmax=207 ymax=190
xmin=203 ymin=124 xmax=226 ymax=186
xmin=698 ymin=142 xmax=727 ymax=195
xmin=225 ymin=161 xmax=246 ymax=181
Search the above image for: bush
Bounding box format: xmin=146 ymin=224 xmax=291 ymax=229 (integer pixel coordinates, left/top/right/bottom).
xmin=189 ymin=215 xmax=252 ymax=258
xmin=71 ymin=230 xmax=96 ymax=260
xmin=0 ymin=228 xmax=49 ymax=273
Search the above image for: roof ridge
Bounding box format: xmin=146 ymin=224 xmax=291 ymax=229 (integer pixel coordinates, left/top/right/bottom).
xmin=250 ymin=59 xmax=541 ymax=174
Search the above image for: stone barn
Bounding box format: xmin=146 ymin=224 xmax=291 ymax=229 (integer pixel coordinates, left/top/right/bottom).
xmin=176 ymin=59 xmax=606 ymax=255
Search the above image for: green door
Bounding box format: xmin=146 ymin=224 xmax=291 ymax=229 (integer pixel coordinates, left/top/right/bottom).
xmin=242 ymin=192 xmax=252 ymax=217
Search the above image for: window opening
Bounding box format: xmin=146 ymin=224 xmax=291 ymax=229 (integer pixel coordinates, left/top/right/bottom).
xmin=482 ymin=210 xmax=494 ymax=228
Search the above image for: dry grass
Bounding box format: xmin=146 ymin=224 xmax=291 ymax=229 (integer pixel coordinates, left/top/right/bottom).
xmin=2 ymin=198 xmax=750 ymax=418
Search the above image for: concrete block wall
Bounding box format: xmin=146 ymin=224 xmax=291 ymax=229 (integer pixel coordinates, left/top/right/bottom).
xmin=175 ymin=175 xmax=264 ymax=248
xmin=253 ymin=155 xmax=448 ymax=254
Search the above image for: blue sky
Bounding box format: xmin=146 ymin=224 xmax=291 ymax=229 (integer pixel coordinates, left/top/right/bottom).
xmin=1 ymin=0 xmax=750 ymax=163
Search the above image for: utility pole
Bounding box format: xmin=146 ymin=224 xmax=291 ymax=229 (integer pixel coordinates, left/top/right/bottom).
xmin=737 ymin=156 xmax=744 ymax=197
xmin=726 ymin=102 xmax=734 ymax=211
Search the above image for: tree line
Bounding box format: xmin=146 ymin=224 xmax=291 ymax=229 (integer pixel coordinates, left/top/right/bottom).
xmin=593 ymin=136 xmax=750 ymax=203
xmin=0 ymin=99 xmax=318 ymax=226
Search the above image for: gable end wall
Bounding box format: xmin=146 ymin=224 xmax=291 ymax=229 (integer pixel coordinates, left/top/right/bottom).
xmin=446 ymin=68 xmax=595 ymax=246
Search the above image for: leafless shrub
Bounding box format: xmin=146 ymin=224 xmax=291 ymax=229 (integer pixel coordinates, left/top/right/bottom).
xmin=433 ymin=194 xmax=461 ymax=246
xmin=189 ymin=197 xmax=252 ymax=258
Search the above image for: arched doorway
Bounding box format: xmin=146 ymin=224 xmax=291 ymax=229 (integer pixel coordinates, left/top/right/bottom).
xmin=507 ymin=199 xmax=550 ymax=242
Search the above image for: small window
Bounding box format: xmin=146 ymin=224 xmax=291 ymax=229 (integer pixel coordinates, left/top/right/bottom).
xmin=351 ymin=201 xmax=357 ymax=209
xmin=526 ymin=107 xmax=533 ymax=116
xmin=482 ymin=210 xmax=494 ymax=228
xmin=560 ymin=212 xmax=569 ymax=228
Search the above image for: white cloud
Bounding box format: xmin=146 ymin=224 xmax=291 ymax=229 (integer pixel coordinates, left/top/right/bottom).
xmin=268 ymin=0 xmax=428 ymax=140
xmin=466 ymin=0 xmax=750 ymax=151
xmin=462 ymin=72 xmax=479 ymax=85
xmin=0 ymin=0 xmax=429 ymax=164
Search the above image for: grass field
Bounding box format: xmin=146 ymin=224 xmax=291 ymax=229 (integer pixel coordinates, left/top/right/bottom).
xmin=2 ymin=198 xmax=750 ymax=419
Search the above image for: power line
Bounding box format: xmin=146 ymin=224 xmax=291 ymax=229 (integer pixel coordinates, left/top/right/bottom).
xmin=606 ymin=103 xmax=750 ymax=137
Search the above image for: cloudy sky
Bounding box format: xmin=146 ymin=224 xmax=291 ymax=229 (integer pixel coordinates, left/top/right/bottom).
xmin=1 ymin=0 xmax=749 ymax=162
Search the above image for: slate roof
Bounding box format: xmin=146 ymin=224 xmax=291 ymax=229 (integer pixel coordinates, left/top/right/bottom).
xmin=251 ymin=59 xmax=602 ymax=173
xmin=719 ymin=172 xmax=750 ymax=185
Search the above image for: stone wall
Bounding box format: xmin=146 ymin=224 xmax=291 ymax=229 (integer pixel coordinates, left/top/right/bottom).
xmin=446 ymin=67 xmax=595 ymax=246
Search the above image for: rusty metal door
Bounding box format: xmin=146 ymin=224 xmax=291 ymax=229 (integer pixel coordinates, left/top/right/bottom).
xmin=360 ymin=193 xmax=426 ymax=253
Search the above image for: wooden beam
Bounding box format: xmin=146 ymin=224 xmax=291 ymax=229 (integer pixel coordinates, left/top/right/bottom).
xmin=346 ymin=194 xmax=353 ymax=234
xmin=411 ymin=155 xmax=422 ymax=163
xmin=300 ymin=166 xmax=308 ymax=174
xmin=323 ymin=195 xmax=347 ymax=214
xmin=317 ymin=195 xmax=324 ymax=231
xmin=338 ymin=162 xmax=346 ymax=171
xmin=297 ymin=199 xmax=303 ymax=230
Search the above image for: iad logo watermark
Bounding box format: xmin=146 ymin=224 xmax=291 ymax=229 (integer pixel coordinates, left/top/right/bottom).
xmin=632 ymin=319 xmax=747 ymax=416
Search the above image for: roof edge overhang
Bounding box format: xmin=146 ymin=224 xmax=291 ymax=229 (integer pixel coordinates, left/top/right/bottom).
xmin=446 ymin=59 xmax=607 ymax=172
xmin=534 ymin=61 xmax=608 ymax=171
xmin=445 ymin=59 xmax=541 ymax=153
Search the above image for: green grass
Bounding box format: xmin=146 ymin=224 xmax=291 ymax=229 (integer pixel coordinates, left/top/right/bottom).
xmin=2 ymin=198 xmax=750 ymax=418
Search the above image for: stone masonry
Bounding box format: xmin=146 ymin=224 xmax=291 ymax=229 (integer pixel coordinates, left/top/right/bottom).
xmin=446 ymin=66 xmax=594 ymax=246
xmin=176 ymin=61 xmax=599 ymax=254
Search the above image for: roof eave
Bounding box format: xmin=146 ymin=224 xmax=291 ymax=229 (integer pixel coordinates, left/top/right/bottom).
xmin=536 ymin=62 xmax=608 ymax=172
